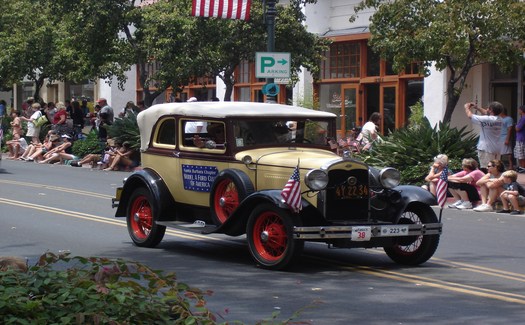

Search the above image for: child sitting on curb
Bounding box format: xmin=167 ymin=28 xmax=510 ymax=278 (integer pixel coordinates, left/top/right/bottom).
xmin=498 ymin=170 xmax=525 ymax=215
xmin=423 ymin=154 xmax=448 ymax=196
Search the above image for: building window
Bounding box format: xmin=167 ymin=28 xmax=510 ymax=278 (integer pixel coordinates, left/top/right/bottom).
xmin=321 ymin=42 xmax=361 ymax=79
xmin=366 ymin=46 xmax=380 ymax=77
xmin=237 ymin=60 xmax=250 ymax=83
xmin=68 ymin=80 xmax=94 ymax=101
xmin=405 ymin=62 xmax=423 ymax=75
xmin=493 ymin=65 xmax=517 ymax=80
xmin=237 ymin=87 xmax=251 ymax=101
xmin=319 ymin=84 xmax=343 ymax=129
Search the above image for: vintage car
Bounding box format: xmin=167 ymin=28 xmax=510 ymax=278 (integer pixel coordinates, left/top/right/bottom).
xmin=112 ymin=102 xmax=442 ymax=270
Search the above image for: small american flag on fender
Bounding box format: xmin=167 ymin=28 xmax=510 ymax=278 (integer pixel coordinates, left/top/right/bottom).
xmin=192 ymin=0 xmax=252 ymax=20
xmin=281 ymin=164 xmax=302 ymax=213
xmin=436 ymin=167 xmax=448 ymax=208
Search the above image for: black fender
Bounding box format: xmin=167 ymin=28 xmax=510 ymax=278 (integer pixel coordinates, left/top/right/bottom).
xmin=115 ymin=168 xmax=176 ymax=221
xmin=212 ymin=190 xmax=317 ymax=236
xmin=392 ymin=185 xmax=438 ymax=222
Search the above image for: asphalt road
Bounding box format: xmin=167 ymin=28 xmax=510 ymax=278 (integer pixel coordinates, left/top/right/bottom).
xmin=2 ymin=158 xmax=525 ymax=324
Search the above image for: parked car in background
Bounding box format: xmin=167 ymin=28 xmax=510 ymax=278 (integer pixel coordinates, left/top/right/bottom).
xmin=112 ymin=102 xmax=442 ymax=270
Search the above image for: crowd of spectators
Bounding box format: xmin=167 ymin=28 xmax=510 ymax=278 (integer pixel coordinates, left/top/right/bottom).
xmin=1 ymin=97 xmax=142 ymax=172
xmin=422 ymin=100 xmax=525 ymax=214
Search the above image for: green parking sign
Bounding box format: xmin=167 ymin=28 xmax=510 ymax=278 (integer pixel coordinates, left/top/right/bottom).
xmin=255 ymin=52 xmax=291 ymax=79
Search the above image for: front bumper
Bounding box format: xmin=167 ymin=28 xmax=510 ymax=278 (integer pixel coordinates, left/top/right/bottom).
xmin=293 ymin=223 xmax=442 ymax=240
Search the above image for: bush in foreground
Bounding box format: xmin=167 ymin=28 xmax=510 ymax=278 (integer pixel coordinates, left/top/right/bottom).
xmin=0 ymin=253 xmax=313 ymax=325
xmin=0 ymin=252 xmax=216 ymax=324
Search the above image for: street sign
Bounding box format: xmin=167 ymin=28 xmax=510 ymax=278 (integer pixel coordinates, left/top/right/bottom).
xmin=261 ymin=83 xmax=279 ymax=97
xmin=256 ymin=52 xmax=291 ymax=79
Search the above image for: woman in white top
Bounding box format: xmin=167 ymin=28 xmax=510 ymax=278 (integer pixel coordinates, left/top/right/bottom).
xmin=357 ymin=112 xmax=381 ymax=151
xmin=21 ymin=103 xmax=42 ymax=144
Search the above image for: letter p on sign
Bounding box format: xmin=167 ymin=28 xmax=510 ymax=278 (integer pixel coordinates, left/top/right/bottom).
xmin=260 ymin=57 xmax=275 ymax=73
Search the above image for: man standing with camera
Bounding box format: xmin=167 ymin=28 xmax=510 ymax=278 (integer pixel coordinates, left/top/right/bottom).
xmin=465 ymin=101 xmax=503 ymax=173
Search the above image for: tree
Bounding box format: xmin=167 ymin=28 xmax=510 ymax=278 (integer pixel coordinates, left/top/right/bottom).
xmin=188 ymin=0 xmax=330 ymax=101
xmin=0 ymin=0 xmax=54 ymax=101
xmin=1 ymin=0 xmax=327 ymax=107
xmin=0 ymin=0 xmax=134 ymax=101
xmin=135 ymin=0 xmax=209 ymax=106
xmin=352 ymin=0 xmax=525 ymax=123
xmin=50 ymin=0 xmax=136 ymax=88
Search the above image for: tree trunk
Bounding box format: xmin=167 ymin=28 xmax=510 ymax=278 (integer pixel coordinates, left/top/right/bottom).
xmin=223 ymin=83 xmax=233 ymax=102
xmin=137 ymin=60 xmax=163 ymax=107
xmin=220 ymin=70 xmax=235 ymax=102
xmin=33 ymin=75 xmax=46 ymax=103
xmin=443 ymin=79 xmax=460 ymax=123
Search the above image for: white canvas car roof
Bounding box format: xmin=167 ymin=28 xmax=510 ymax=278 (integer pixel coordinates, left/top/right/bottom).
xmin=137 ymin=101 xmax=336 ymax=151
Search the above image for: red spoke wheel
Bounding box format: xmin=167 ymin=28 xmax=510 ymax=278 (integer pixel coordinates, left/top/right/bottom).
xmin=210 ymin=169 xmax=254 ymax=225
xmin=126 ymin=188 xmax=165 ymax=247
xmin=247 ymin=203 xmax=303 ymax=270
xmin=384 ymin=205 xmax=440 ymax=265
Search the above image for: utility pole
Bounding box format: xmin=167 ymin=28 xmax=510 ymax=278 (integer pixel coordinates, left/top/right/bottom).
xmin=264 ymin=0 xmax=277 ymax=103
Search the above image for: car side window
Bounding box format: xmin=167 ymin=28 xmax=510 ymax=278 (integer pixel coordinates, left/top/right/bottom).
xmin=156 ymin=118 xmax=176 ymax=146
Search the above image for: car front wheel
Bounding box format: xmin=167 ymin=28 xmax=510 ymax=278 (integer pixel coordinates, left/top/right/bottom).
xmin=126 ymin=187 xmax=166 ymax=247
xmin=246 ymin=203 xmax=303 ymax=270
xmin=384 ymin=205 xmax=440 ymax=265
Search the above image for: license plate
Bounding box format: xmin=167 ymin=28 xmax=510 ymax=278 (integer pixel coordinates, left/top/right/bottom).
xmin=351 ymin=226 xmax=371 ymax=241
xmin=380 ymin=225 xmax=409 ymax=237
xmin=335 ymin=184 xmax=369 ymax=199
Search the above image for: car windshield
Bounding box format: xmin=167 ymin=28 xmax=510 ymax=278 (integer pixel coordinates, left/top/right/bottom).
xmin=232 ymin=119 xmax=331 ymax=148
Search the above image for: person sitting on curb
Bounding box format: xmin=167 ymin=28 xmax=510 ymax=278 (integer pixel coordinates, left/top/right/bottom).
xmin=473 ymin=159 xmax=505 ymax=212
xmin=447 ymin=158 xmax=485 ymax=210
xmin=70 ymin=153 xmax=102 ymax=168
xmin=103 ymin=141 xmax=136 ymax=171
xmin=498 ymin=170 xmax=525 ymax=215
xmin=6 ymin=134 xmax=28 ymax=159
xmin=54 ymin=135 xmax=80 ymax=165
xmin=38 ymin=135 xmax=73 ymax=164
xmin=423 ymin=154 xmax=448 ymax=196
xmin=22 ymin=132 xmax=60 ymax=162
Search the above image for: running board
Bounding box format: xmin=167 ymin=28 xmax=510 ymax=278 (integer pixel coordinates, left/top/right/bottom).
xmin=156 ymin=220 xmax=218 ymax=234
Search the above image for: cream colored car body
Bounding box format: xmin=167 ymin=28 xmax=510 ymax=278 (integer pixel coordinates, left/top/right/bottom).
xmin=138 ymin=102 xmax=339 ymax=207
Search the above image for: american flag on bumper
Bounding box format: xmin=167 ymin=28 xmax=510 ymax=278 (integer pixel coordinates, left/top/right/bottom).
xmin=281 ymin=165 xmax=302 ymax=213
xmin=192 ymin=0 xmax=252 ymax=20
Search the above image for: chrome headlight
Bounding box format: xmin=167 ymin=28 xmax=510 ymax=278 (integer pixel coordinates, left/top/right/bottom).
xmin=379 ymin=167 xmax=401 ymax=189
xmin=305 ymin=169 xmax=329 ymax=191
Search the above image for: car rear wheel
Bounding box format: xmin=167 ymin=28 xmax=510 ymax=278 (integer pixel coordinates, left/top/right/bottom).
xmin=384 ymin=205 xmax=440 ymax=265
xmin=127 ymin=187 xmax=166 ymax=247
xmin=210 ymin=169 xmax=254 ymax=225
xmin=246 ymin=203 xmax=303 ymax=270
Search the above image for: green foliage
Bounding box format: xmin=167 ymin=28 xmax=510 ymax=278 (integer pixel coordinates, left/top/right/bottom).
xmin=0 ymin=252 xmax=313 ymax=324
xmin=352 ymin=0 xmax=525 ymax=122
xmin=356 ymin=118 xmax=478 ymax=185
xmin=0 ymin=252 xmax=216 ymax=324
xmin=106 ymin=113 xmax=141 ymax=151
xmin=72 ymin=131 xmax=104 ymax=158
xmin=407 ymin=100 xmax=424 ymax=128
